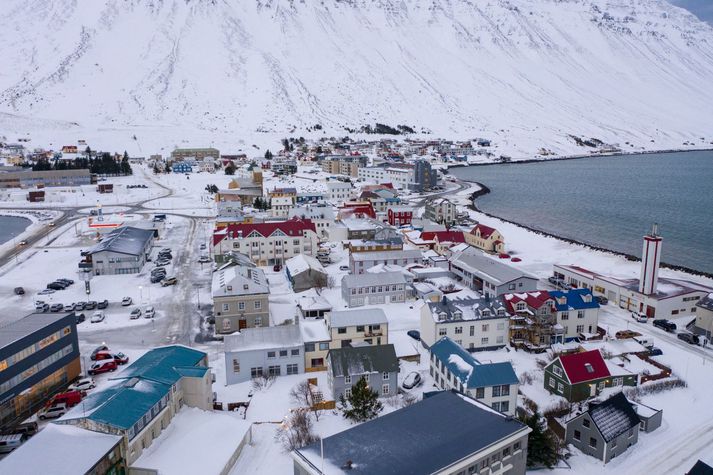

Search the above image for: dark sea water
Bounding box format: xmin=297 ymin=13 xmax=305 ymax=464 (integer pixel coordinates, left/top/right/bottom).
xmin=450 ymin=151 xmax=713 ymax=274
xmin=0 ymin=215 xmax=31 ymax=244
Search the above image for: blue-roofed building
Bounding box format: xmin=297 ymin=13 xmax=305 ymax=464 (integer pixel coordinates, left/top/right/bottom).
xmin=292 ymin=390 xmax=531 ymax=475
xmin=429 ymin=337 xmax=519 ymax=415
xmin=56 ymin=345 xmax=213 ymax=465
xmin=549 ymin=288 xmax=600 ymax=342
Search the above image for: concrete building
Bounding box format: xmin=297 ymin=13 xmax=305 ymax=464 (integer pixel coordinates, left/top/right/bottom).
xmin=386 ymin=205 xmax=414 ymax=226
xmin=0 ymin=312 xmax=80 ymax=430
xmin=299 ymin=317 xmax=331 ymax=372
xmin=171 ymin=147 xmax=220 ymax=160
xmin=327 ymin=309 xmax=389 ymax=349
xmin=450 ymin=249 xmax=538 ymax=298
xmin=326 ymin=344 xmax=399 ymax=400
xmin=56 ymin=346 xmax=213 ymax=465
xmin=270 ymin=196 xmax=294 ymax=218
xmin=349 ymin=249 xmax=422 ymax=274
xmin=293 ymin=390 xmax=531 ymax=475
xmin=0 ymin=169 xmax=92 ymax=189
xmin=81 ymin=226 xmax=154 ymax=275
xmin=341 ymin=271 xmax=409 ymax=307
xmin=212 ymin=262 xmax=270 ymax=334
xmin=223 ymin=325 xmax=304 ymax=384
xmin=320 ymin=155 xmax=367 ymax=177
xmin=430 ymin=337 xmax=519 ymax=416
xmin=288 ymin=204 xmax=334 ymax=239
xmin=693 ymin=294 xmax=713 ymax=339
xmin=420 ymin=296 xmax=510 ymax=351
xmin=549 ymin=289 xmax=600 ymax=341
xmin=465 ymin=224 xmax=505 ymax=254
xmin=285 ymin=254 xmax=328 ymax=293
xmin=326 ymin=181 xmax=353 ymax=205
xmin=424 ymin=198 xmax=457 ymax=225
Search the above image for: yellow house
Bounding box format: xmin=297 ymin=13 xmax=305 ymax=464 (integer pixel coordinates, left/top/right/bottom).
xmin=465 ymin=224 xmax=505 ymax=254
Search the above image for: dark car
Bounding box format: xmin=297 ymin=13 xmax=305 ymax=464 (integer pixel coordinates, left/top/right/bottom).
xmin=73 ymin=302 xmax=86 ymax=311
xmin=59 ymin=278 xmax=75 ymax=285
xmin=90 ymin=345 xmax=110 ymax=360
xmin=47 ymin=282 xmax=66 ymax=290
xmin=150 ymin=274 xmax=166 ymax=283
xmin=594 ymin=296 xmax=609 ymax=305
xmin=14 ymin=287 xmax=25 ymax=295
xmin=50 ymin=303 xmax=63 ymax=312
xmin=677 ymin=332 xmax=700 ymax=345
xmin=648 ymin=347 xmax=663 ymax=356
xmin=75 ymin=313 xmax=86 ymax=324
xmin=85 ymin=301 xmax=97 ymax=310
xmin=273 ymin=264 xmax=282 ymax=272
xmin=653 ymin=319 xmax=677 ymax=333
xmin=97 ymin=300 xmax=109 ymax=309
xmin=407 ymin=330 xmax=421 ymax=341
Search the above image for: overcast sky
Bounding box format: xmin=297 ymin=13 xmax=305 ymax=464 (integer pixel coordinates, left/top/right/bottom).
xmin=669 ymin=0 xmax=713 ymax=24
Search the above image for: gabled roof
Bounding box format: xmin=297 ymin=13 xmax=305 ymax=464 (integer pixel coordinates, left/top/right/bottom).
xmin=426 ymin=296 xmax=510 ymax=322
xmin=470 ymin=223 xmax=498 ymax=239
xmin=421 ymin=230 xmax=465 ymax=243
xmin=295 ymin=390 xmax=529 ymax=475
xmin=342 ymin=271 xmax=407 ymax=288
xmin=285 ymin=254 xmax=326 ymax=277
xmin=688 ymin=460 xmax=713 ymax=475
xmin=586 ymin=392 xmax=641 ymax=442
xmin=450 ymin=249 xmax=537 ymax=286
xmin=557 ymin=349 xmax=610 ymax=384
xmin=212 ymin=263 xmax=268 ymax=297
xmin=503 ymin=291 xmax=553 ymax=313
xmin=327 ymin=344 xmax=399 ymax=377
xmin=224 ymin=324 xmax=302 ymax=352
xmin=430 ymin=337 xmax=518 ymax=389
xmin=330 ymin=308 xmax=388 ymax=327
xmin=87 ymin=226 xmax=154 ymax=256
xmin=549 ymin=288 xmax=600 ymax=311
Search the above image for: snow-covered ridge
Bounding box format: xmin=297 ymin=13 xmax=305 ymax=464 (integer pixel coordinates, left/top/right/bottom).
xmin=1 ymin=0 xmax=712 ymax=154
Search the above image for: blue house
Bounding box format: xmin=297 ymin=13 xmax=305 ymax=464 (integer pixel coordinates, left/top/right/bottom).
xmin=549 ymin=288 xmax=600 ymax=342
xmin=429 ymin=337 xmax=519 ymax=415
xmin=172 ymin=162 xmax=193 ymax=173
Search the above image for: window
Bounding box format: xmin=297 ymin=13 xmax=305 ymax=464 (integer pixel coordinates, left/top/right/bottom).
xmin=496 ymin=336 xmax=504 ymax=344
xmin=500 ymin=401 xmax=509 ymax=413
xmin=589 ymin=437 xmax=597 ymax=448
xmin=222 ymin=319 xmax=231 ymax=331
xmin=553 ymin=365 xmax=563 ymax=377
xmin=561 ymin=311 xmax=569 ymax=320
xmin=503 ymin=447 xmax=511 ymax=458
xmin=549 ymin=377 xmax=555 ymax=388
xmin=469 ymin=326 xmax=474 ymax=336
xmin=482 ymin=324 xmax=489 ymax=332
xmin=576 ymin=324 xmax=585 ymax=333
xmin=279 ymin=350 xmax=288 ymax=357
xmin=291 ymin=349 xmax=300 ymax=356
xmin=613 ymin=377 xmax=623 ymax=386
xmin=254 ymin=317 xmax=262 ymax=326
xmin=338 ymin=328 xmax=347 ymax=334
xmin=496 ymin=322 xmax=505 ymax=330
xmin=319 ymin=342 xmax=329 ymax=351
xmin=382 ymin=384 xmax=390 ymax=395
xmin=500 ymin=384 xmax=510 ymax=396
xmin=238 ymin=302 xmax=245 ymax=310
xmin=268 ymin=365 xmax=281 ymax=376
xmin=577 ymin=310 xmax=585 ymax=319
xmin=492 ymin=402 xmax=501 ymax=412
xmin=305 ymin=343 xmax=315 ymax=352
xmin=516 ymin=302 xmax=526 ymax=311
xmin=438 ymin=327 xmax=447 ymax=336
xmin=574 ymin=430 xmax=581 ymax=441
xmin=287 ymin=364 xmax=299 ymax=375
xmin=557 ymin=382 xmax=564 ymax=392
xmin=345 ymin=375 xmax=352 ymax=384
xmin=222 ymin=303 xmax=230 ymax=312
xmin=475 ymin=387 xmax=485 ymax=399
xmin=508 ymin=283 xmax=516 ymax=290
xmin=514 ymin=441 xmax=521 ymax=452
xmin=250 ymin=367 xmax=263 ymax=378
xmin=345 ymin=388 xmax=352 ymax=398
xmin=232 ymin=359 xmax=240 ymax=373
xmin=383 ymin=372 xmax=389 ymax=380
xmin=455 ymin=326 xmax=463 ymax=334
xmin=267 ymin=351 xmax=276 ymax=358
xmin=583 ymin=418 xmax=590 ymax=428
xmin=481 ymin=337 xmax=489 ymax=345
xmin=255 ymin=301 xmax=261 ymax=309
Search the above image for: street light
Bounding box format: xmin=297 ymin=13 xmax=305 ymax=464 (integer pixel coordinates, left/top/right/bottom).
xmin=139 ymin=285 xmax=143 ymax=304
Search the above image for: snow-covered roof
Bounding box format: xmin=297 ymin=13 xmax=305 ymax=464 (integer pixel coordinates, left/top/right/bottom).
xmin=586 ymin=392 xmax=641 ymax=442
xmin=87 ymin=226 xmax=154 ymax=256
xmin=299 ymin=318 xmax=330 ymax=343
xmin=430 ymin=337 xmax=518 ymax=389
xmin=350 ymin=249 xmax=423 ymax=262
xmin=212 ymin=263 xmax=269 ymax=297
xmin=285 ymin=254 xmax=325 ymax=276
xmin=327 ymin=344 xmax=398 ymax=378
xmin=450 ymin=249 xmax=537 ymax=285
xmin=224 ymin=324 xmax=303 ymax=352
xmin=297 ymin=294 xmax=332 ymax=312
xmin=342 ymin=270 xmax=408 ymax=288
xmin=329 ymin=308 xmax=388 ymax=328
xmin=0 ymin=423 xmax=121 ymax=475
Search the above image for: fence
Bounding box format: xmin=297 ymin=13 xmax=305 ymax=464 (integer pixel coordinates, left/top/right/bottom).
xmin=635 ymin=352 xmax=672 ymax=384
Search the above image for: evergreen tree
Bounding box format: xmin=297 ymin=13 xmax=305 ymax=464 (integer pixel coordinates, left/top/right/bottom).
xmin=264 ymin=149 xmax=273 ymax=160
xmin=521 ymin=412 xmax=559 ymax=469
xmin=339 ymin=377 xmax=383 ymax=422
xmin=224 ymin=163 xmax=236 ymax=175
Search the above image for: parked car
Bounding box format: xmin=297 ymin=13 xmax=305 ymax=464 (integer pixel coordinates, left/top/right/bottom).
xmin=150 ymin=274 xmax=166 ymax=283
xmin=161 ymin=277 xmax=178 ymax=287
xmin=63 ymin=304 xmax=74 ymax=312
xmin=144 ymin=306 xmax=155 ymax=318
xmin=68 ymin=377 xmax=96 ymax=392
xmin=648 ymin=347 xmax=664 ymax=356
xmin=50 ymin=303 xmax=63 ymax=312
xmin=273 ymin=264 xmax=282 ymax=272
xmin=0 ymin=434 xmax=25 ymax=455
xmin=36 ymin=303 xmax=49 ymax=312
xmin=155 ymin=259 xmax=171 ymax=267
xmin=75 ymin=313 xmax=86 ymax=324
xmin=38 ymin=403 xmax=68 ymax=420
xmin=653 ymin=319 xmax=677 ymax=333
xmin=198 ymin=255 xmax=211 ymax=264
xmin=93 ymin=351 xmax=114 ymax=361
xmin=152 ymin=267 xmax=166 ymax=274
xmin=339 ymin=265 xmax=350 ymax=271
xmin=85 ymin=301 xmax=97 ymax=310
xmin=57 ymin=278 xmax=74 ymax=285
xmin=615 ymin=330 xmax=641 ymax=339
xmin=407 ymin=330 xmax=421 ymax=341
xmin=49 ymin=390 xmax=83 ymax=408
xmin=129 ymin=308 xmax=142 ymax=319
xmin=35 ymin=300 xmax=46 ymax=310
xmin=90 ymin=311 xmax=105 ymax=323
xmin=121 ymin=296 xmax=132 ymax=306
xmin=73 ymin=302 xmax=86 ymax=311
xmin=631 ymin=312 xmax=648 ymax=323
xmin=13 ymin=287 xmax=25 ymax=295
xmin=677 ymin=332 xmax=700 ymax=345
xmin=200 ymin=243 xmax=207 ymax=250
xmin=402 ymin=372 xmax=422 ymax=389
xmin=0 ymin=422 xmax=37 ymax=437
xmin=594 ymin=295 xmax=609 ymax=305
xmin=113 ymin=352 xmax=129 ymax=365
xmin=47 ymin=282 xmax=65 ymax=291
xmin=90 ymin=345 xmax=110 ymax=360
xmin=88 ymin=360 xmax=117 ymax=375
xmin=97 ymin=300 xmax=109 ymax=309
xmin=547 ymin=276 xmax=561 ymax=285
xmin=37 ymin=289 xmax=55 ymax=295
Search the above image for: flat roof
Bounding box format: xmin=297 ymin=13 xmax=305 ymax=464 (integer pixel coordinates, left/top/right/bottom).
xmin=0 ymin=312 xmax=73 ymax=349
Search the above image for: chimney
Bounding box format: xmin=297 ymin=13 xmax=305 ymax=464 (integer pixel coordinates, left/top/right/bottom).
xmin=638 ymin=223 xmax=662 ymax=295
xmin=342 ymin=460 xmax=353 ymax=470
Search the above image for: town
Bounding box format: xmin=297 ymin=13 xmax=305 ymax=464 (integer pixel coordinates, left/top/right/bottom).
xmin=0 ymin=138 xmax=712 ymax=475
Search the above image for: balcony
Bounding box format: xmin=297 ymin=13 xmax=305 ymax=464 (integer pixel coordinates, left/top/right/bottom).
xmin=78 ymin=261 xmax=93 ymax=270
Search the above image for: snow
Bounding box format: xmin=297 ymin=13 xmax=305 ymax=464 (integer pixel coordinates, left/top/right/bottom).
xmin=447 ymin=354 xmax=474 ymax=383
xmin=133 ymin=407 xmax=252 ymax=475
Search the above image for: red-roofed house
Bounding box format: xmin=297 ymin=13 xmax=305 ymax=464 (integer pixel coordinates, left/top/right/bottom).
xmin=387 ymin=206 xmax=414 ymax=226
xmin=212 ymin=218 xmax=318 ymax=266
xmin=465 ymin=224 xmax=505 ymax=253
xmin=338 ymin=202 xmax=376 ymax=220
xmin=420 ymin=231 xmax=465 ymax=254
xmin=544 ymin=349 xmax=638 ymax=402
xmin=503 ymin=291 xmax=563 ymax=349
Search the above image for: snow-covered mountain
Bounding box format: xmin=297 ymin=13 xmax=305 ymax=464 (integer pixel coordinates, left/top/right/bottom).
xmin=1 ymin=0 xmax=713 ymax=155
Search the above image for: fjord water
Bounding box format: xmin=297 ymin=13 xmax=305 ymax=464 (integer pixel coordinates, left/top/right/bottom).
xmin=450 ymin=151 xmax=713 ymax=274
xmin=0 ymin=216 xmax=31 ymax=245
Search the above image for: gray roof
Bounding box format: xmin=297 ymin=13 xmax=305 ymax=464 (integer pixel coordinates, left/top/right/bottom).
xmin=697 ymin=293 xmax=713 ymax=312
xmin=288 ymin=205 xmax=334 ymax=221
xmin=427 ymin=296 xmax=510 ymax=322
xmin=450 ymin=249 xmax=537 ymax=285
xmin=329 ymin=309 xmax=387 ymax=328
xmin=350 ymin=249 xmax=423 ymax=262
xmin=328 ymin=344 xmax=399 ymax=378
xmin=342 ymin=271 xmax=407 ymax=288
xmin=296 ymin=390 xmax=528 ymax=474
xmin=87 ymin=226 xmax=154 ymax=256
xmin=224 ymin=324 xmax=302 ymax=352
xmin=212 ymin=263 xmax=268 ymax=297
xmin=585 ymin=392 xmax=640 ymax=442
xmin=0 ymin=313 xmax=73 ymax=349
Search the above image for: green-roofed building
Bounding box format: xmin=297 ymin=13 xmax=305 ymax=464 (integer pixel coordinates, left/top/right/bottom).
xmin=56 ymin=345 xmax=213 ymax=465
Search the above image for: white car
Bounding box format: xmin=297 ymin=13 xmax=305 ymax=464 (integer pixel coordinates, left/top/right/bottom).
xmin=198 ymin=255 xmax=211 ymax=263
xmin=38 ymin=403 xmax=67 ymax=420
xmin=121 ymin=296 xmax=132 ymax=306
xmin=144 ymin=306 xmax=155 ymax=319
xmin=63 ymin=304 xmax=74 ymax=312
xmin=69 ymin=377 xmax=96 ymax=392
xmin=129 ymin=308 xmax=142 ymax=320
xmin=90 ymin=311 xmax=105 ymax=323
xmin=631 ymin=312 xmax=648 ymax=323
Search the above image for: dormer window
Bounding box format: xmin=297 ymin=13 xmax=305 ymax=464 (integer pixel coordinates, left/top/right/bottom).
xmin=497 ymin=309 xmax=505 ymax=317
xmin=583 ymin=294 xmax=592 ymax=303
xmin=584 ymin=363 xmax=594 ymax=373
xmin=481 ymin=309 xmax=490 ymax=317
xmin=453 ymin=310 xmax=463 ymax=320
xmin=516 ymin=302 xmax=526 ymax=311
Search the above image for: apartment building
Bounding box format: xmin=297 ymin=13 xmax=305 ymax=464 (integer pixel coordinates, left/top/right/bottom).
xmin=326 ymin=309 xmax=389 ymax=349
xmin=212 ymin=262 xmax=270 ymax=334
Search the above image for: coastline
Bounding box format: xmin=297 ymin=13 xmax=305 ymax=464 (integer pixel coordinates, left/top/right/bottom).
xmin=464 ymin=182 xmax=713 ymax=280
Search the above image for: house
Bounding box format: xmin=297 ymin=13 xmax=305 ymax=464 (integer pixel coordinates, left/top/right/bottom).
xmin=97 ymin=183 xmax=114 ymax=193
xmin=288 ymin=204 xmax=334 ymax=239
xmin=450 ymin=249 xmax=538 ymax=298
xmin=429 ymin=337 xmax=518 ymax=415
xmin=465 ymin=224 xmax=505 ymax=254
xmin=686 ymin=460 xmax=713 ymax=475
xmin=292 ymin=390 xmax=531 ymax=475
xmin=420 ymin=296 xmax=510 ymax=351
xmin=350 ymin=249 xmax=422 ymax=274
xmin=326 ymin=344 xmax=399 ymax=400
xmin=549 ymin=289 xmax=600 ymax=341
xmin=55 ymin=346 xmax=212 ymax=465
xmin=212 ymin=218 xmax=319 ymax=265
xmin=339 ymin=202 xmax=376 ymax=220
xmin=80 ymin=226 xmax=154 ymax=275
xmin=503 ymin=291 xmax=562 ymax=349
xmin=327 ymin=309 xmax=388 ymax=349
xmin=693 ymin=293 xmax=713 ymax=340
xmin=223 ymin=325 xmax=304 ymax=384
xmin=424 ymin=198 xmax=457 ymax=225
xmin=341 ymin=271 xmax=409 ymax=307
xmin=271 ymin=159 xmax=298 ymax=175
xmin=285 ymin=254 xmax=328 ymax=292
xmin=299 ymin=317 xmax=331 ymax=372
xmin=212 ymin=262 xmax=270 ymax=334
xmin=270 ymin=196 xmax=294 ymax=218
xmin=387 ymin=206 xmax=413 ymax=226
xmin=0 ymin=312 xmax=80 ymax=430
xmin=544 ymin=349 xmax=638 ymax=402
xmin=171 ymin=162 xmax=193 ymax=173
xmin=326 ymin=181 xmax=353 ymax=205
xmin=563 ymin=392 xmax=642 ymax=463
xmin=631 ymin=399 xmax=663 ymax=433
xmin=198 ymin=156 xmax=216 ymax=173
xmin=297 ymin=294 xmax=332 ymax=319
xmin=347 ymin=237 xmax=403 ymax=254
xmin=421 ymin=230 xmax=466 ymax=254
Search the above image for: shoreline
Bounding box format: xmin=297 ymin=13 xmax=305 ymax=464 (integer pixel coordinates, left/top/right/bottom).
xmin=464 ymin=182 xmax=713 ymax=280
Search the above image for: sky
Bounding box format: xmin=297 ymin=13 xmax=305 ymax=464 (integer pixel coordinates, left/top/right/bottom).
xmin=669 ymin=0 xmax=713 ymax=24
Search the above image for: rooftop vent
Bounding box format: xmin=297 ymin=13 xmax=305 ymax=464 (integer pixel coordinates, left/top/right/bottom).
xmin=584 ymin=363 xmax=594 ymax=373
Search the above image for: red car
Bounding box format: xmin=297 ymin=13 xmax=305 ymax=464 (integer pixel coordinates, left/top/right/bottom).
xmin=113 ymin=352 xmax=129 ymax=365
xmin=88 ymin=360 xmax=117 ymax=375
xmin=49 ymin=390 xmax=84 ymax=408
xmin=93 ymin=351 xmax=114 ymax=362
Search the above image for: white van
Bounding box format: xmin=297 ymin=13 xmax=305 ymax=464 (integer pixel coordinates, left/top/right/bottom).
xmin=0 ymin=434 xmax=25 ymax=454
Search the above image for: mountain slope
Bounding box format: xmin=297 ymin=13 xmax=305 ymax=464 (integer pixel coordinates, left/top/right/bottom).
xmin=1 ymin=0 xmax=712 ymax=154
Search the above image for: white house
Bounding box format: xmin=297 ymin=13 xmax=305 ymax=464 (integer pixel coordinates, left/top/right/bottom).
xmin=326 ymin=181 xmax=353 ymax=205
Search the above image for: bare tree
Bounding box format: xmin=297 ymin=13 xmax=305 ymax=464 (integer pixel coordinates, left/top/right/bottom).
xmin=251 ymin=374 xmax=275 ymax=391
xmin=275 ymin=409 xmax=319 ymax=451
xmin=290 ymin=380 xmax=324 ymax=421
